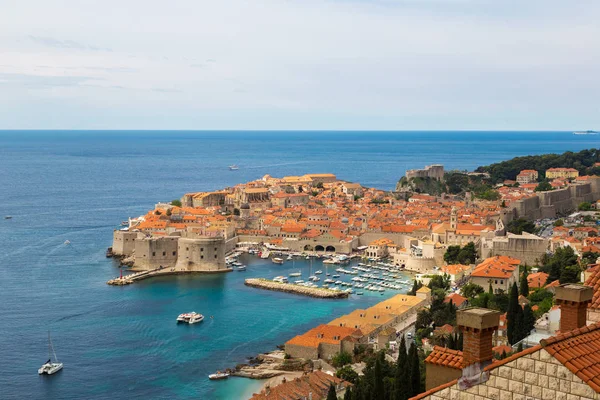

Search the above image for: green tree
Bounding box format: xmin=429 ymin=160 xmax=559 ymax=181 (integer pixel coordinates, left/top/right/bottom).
xmin=523 ymin=304 xmax=536 ymax=339
xmin=543 ymin=246 xmax=579 ymax=283
xmin=553 ymin=219 xmax=564 ymax=227
xmin=316 ymin=182 xmax=324 ymax=189
xmin=507 ymin=282 xmax=520 ymax=345
xmin=332 ymin=351 xmax=353 ymax=368
xmin=416 ymin=309 xmax=432 ymax=330
xmin=373 ymin=354 xmax=384 ymax=400
xmin=428 ymin=274 xmax=451 ymax=291
xmin=520 ymin=272 xmax=529 ymax=296
xmin=166 ymin=208 xmax=172 ymax=216
xmin=337 ymin=365 xmax=359 ymax=384
xmin=344 ymin=387 xmax=352 ymax=400
xmin=581 ymin=251 xmax=600 ymax=266
xmin=407 ymin=280 xmax=423 ymax=296
xmin=579 ymin=202 xmax=593 ymax=211
xmin=394 ymin=336 xmax=409 ymax=400
xmin=170 ymin=199 xmax=182 ymax=207
xmin=443 ymin=245 xmax=461 ymax=264
xmin=409 ymin=343 xmax=421 ymax=396
xmin=461 ymin=282 xmax=484 ymax=299
xmin=560 ymin=264 xmax=582 ymax=284
xmin=535 ymin=180 xmax=553 ymax=192
xmin=506 ymin=218 xmax=537 ymax=235
xmin=457 ymin=242 xmax=477 ymax=264
xmin=327 ymin=384 xmax=338 ymax=400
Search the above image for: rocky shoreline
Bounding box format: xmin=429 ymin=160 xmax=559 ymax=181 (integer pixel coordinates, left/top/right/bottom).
xmin=244 ymin=278 xmax=349 ymax=298
xmin=227 ymin=350 xmax=310 ymax=379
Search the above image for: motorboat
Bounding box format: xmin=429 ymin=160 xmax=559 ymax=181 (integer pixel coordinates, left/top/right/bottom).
xmin=209 ymin=371 xmax=230 ymax=380
xmin=4 ymin=216 xmax=12 ymax=219
xmin=120 ymin=221 xmax=129 ymax=226
xmin=289 ymin=272 xmax=302 ymax=277
xmin=38 ymin=331 xmax=63 ymax=375
xmin=228 ymin=165 xmax=239 ymax=170
xmin=286 ymin=255 xmax=293 ymax=261
xmin=272 ymin=257 xmax=284 ymax=264
xmin=177 ymin=312 xmax=205 ymax=324
xmin=236 ymin=265 xmax=246 ymax=271
xmin=314 ymin=270 xmax=322 ymax=275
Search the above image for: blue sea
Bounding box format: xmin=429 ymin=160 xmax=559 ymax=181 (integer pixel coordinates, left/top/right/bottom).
xmin=0 ymin=130 xmax=597 ymax=400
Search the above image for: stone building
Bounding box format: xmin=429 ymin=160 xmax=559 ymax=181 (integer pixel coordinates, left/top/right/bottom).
xmin=469 ymin=256 xmax=520 ymax=294
xmin=405 ymin=164 xmax=445 ymax=181
xmin=516 ymin=170 xmax=539 ymax=184
xmin=284 ymin=325 xmax=362 ymax=361
xmin=413 ymin=285 xmax=600 ymax=400
xmin=249 ymin=370 xmax=351 ymax=400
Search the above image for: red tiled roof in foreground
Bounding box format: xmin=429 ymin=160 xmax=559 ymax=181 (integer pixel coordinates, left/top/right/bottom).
xmin=584 ymin=267 xmax=600 ymax=310
xmin=540 ymin=321 xmax=600 ymax=393
xmin=424 ymin=346 xmax=463 ymax=370
xmin=250 ymin=370 xmax=350 ymax=400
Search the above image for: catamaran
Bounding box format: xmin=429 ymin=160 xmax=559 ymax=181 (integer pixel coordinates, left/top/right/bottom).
xmin=38 ymin=331 xmax=63 ymax=375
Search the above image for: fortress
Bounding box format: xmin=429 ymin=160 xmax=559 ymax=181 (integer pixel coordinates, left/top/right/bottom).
xmin=405 ymin=164 xmax=444 ymax=181
xmin=112 ymin=231 xmax=227 ymax=272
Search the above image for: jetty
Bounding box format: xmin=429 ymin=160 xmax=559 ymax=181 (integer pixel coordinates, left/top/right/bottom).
xmin=107 ymin=267 xmax=233 ymax=286
xmin=244 ymin=278 xmax=349 ymax=299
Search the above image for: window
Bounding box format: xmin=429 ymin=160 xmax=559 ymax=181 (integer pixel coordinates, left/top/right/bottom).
xmin=214 ymin=255 xmax=217 ymax=258
xmin=201 ymin=248 xmax=204 ymax=251
xmin=214 ymin=247 xmax=217 ymax=251
xmin=186 ymin=247 xmax=189 ymax=251
xmin=495 ymin=280 xmax=498 ymax=284
xmin=172 ymin=251 xmax=176 ymax=256
xmin=152 ymin=252 xmax=156 ymax=256
xmin=201 ymin=255 xmax=204 ymax=259
xmin=162 ymin=252 xmax=166 ymax=256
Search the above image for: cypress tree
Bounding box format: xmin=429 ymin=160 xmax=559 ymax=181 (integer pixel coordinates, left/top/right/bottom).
xmin=395 ymin=336 xmax=409 ymax=400
xmin=327 ymin=384 xmax=338 ymax=400
xmin=507 ymin=282 xmax=520 ymax=344
xmin=457 ymin=332 xmax=463 ymax=351
xmin=409 ymin=342 xmax=421 ymax=397
xmin=517 ymin=342 xmax=523 ymax=352
xmin=520 ymin=272 xmax=529 ymax=297
xmin=344 ymin=387 xmax=352 ymax=400
xmin=373 ymin=354 xmax=384 ymax=400
xmin=447 ymin=333 xmax=456 ymax=350
xmin=523 ymin=304 xmax=536 ymax=338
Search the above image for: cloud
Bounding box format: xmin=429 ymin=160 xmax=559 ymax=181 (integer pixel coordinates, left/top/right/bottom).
xmin=0 ymin=72 xmax=101 ymax=89
xmin=28 ymin=35 xmax=112 ymax=52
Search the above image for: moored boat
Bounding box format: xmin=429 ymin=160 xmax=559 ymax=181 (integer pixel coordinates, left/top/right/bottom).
xmin=177 ymin=312 xmax=204 ymax=324
xmin=38 ymin=331 xmax=63 ymax=375
xmin=209 ymin=371 xmax=230 ymax=380
xmin=272 ymin=257 xmax=284 ymax=264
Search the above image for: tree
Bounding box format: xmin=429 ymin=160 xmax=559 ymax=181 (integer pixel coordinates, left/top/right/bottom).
xmin=316 ymin=182 xmax=324 ymax=189
xmin=327 ymin=384 xmax=338 ymax=400
xmin=443 ymin=245 xmax=461 ymax=264
xmin=395 ymin=336 xmax=409 ymax=400
xmin=337 ymin=365 xmax=359 ymax=384
xmin=542 ymin=246 xmax=579 ymax=284
xmin=581 ymin=251 xmax=600 ymax=266
xmin=560 ymin=264 xmax=582 ymax=284
xmin=373 ymin=354 xmax=384 ymax=400
xmin=408 ymin=280 xmax=423 ymax=296
xmin=461 ymin=282 xmax=484 ymax=299
xmin=166 ymin=208 xmax=172 ymax=216
xmin=535 ymin=180 xmax=553 ymax=192
xmin=507 ymin=282 xmax=520 ymax=345
xmin=520 ymin=272 xmax=529 ymax=296
xmin=553 ymin=219 xmax=564 ymax=227
xmin=170 ymin=199 xmax=182 ymax=207
xmin=344 ymin=386 xmax=352 ymax=400
xmin=409 ymin=343 xmax=421 ymax=396
xmin=506 ymin=218 xmax=537 ymax=235
xmin=416 ymin=309 xmax=432 ymax=330
xmin=457 ymin=242 xmax=477 ymax=264
xmin=523 ymin=304 xmax=536 ymax=339
xmin=428 ymin=274 xmax=450 ymax=291
xmin=233 ymin=208 xmax=240 ymax=216
xmin=579 ymin=202 xmax=593 ymax=211
xmin=332 ymin=351 xmax=353 ymax=368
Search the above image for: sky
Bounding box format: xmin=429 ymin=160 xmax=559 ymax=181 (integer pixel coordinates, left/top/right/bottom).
xmin=1 ymin=0 xmax=599 ymax=130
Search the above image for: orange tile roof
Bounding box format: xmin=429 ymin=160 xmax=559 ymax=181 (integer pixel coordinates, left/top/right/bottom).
xmin=527 ymin=272 xmax=549 ymax=289
xmin=424 ymin=346 xmax=463 ymax=370
xmin=585 ymin=268 xmax=600 ymax=310
xmin=444 ymin=293 xmax=467 ymax=307
xmin=541 ymin=321 xmax=600 ymax=393
xmin=250 ymin=370 xmax=349 ymax=400
xmin=286 ymin=324 xmax=360 ymax=348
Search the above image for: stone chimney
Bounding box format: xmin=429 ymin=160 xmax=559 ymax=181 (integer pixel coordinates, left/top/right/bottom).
xmin=554 ymin=284 xmax=593 ymax=333
xmin=457 ymin=307 xmax=500 ymax=368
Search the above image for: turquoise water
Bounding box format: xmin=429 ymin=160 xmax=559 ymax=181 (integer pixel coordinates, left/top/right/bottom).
xmin=0 ymin=130 xmax=597 ymax=399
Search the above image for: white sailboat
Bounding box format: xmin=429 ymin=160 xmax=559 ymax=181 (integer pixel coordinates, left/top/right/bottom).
xmin=38 ymin=331 xmax=63 ymax=375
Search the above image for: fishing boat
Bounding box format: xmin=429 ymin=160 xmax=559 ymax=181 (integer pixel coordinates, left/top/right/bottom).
xmin=38 ymin=331 xmax=63 ymax=375
xmin=177 ymin=312 xmax=204 ymax=324
xmin=228 ymin=165 xmax=239 ymax=170
xmin=209 ymin=371 xmax=230 ymax=380
xmin=272 ymin=257 xmax=284 ymax=264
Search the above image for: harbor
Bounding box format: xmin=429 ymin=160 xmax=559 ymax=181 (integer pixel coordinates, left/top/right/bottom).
xmin=244 ymin=278 xmax=349 ymax=298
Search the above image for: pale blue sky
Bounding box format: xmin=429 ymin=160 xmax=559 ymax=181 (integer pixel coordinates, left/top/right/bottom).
xmin=1 ymin=0 xmax=599 ymax=130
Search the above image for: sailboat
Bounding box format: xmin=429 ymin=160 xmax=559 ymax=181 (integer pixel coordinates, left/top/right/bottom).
xmin=38 ymin=331 xmax=63 ymax=375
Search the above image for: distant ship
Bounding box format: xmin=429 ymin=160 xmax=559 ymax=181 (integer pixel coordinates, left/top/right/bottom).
xmin=228 ymin=165 xmax=239 ymax=170
xmin=573 ymin=130 xmax=599 ymax=135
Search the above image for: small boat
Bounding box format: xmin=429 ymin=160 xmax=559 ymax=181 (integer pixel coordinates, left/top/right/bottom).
xmin=209 ymin=371 xmax=230 ymax=380
xmin=272 ymin=257 xmax=284 ymax=264
xmin=4 ymin=216 xmax=12 ymax=219
xmin=357 ymin=292 xmax=364 ymax=295
xmin=573 ymin=130 xmax=599 ymax=135
xmin=64 ymin=240 xmax=70 ymax=245
xmin=177 ymin=312 xmax=204 ymax=324
xmin=236 ymin=265 xmax=246 ymax=271
xmin=289 ymin=272 xmax=302 ymax=277
xmin=314 ymin=270 xmax=322 ymax=275
xmin=273 ymin=276 xmax=288 ymax=283
xmin=120 ymin=221 xmax=129 ymax=226
xmin=286 ymin=255 xmax=293 ymax=261
xmin=38 ymin=331 xmax=63 ymax=375
xmin=228 ymin=165 xmax=239 ymax=171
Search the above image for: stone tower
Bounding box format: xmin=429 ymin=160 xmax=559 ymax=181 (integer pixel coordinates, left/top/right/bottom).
xmin=450 ymin=207 xmax=457 ymax=230
xmin=240 ymin=203 xmax=250 ymax=219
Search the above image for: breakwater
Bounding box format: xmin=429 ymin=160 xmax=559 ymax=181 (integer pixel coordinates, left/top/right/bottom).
xmin=107 ymin=267 xmax=233 ymax=285
xmin=244 ymin=278 xmax=349 ymax=298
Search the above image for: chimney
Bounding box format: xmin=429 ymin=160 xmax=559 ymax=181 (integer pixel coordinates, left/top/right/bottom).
xmin=457 ymin=307 xmax=500 ymax=368
xmin=554 ymin=284 xmax=593 ymax=333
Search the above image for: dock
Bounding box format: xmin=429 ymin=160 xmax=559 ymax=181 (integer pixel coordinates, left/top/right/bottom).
xmin=244 ymin=278 xmax=349 ymax=299
xmin=107 ymin=267 xmax=233 ymax=286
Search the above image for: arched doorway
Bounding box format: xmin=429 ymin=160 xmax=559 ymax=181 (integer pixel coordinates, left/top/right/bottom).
xmin=315 ymin=245 xmax=325 ymax=252
xmin=325 ymin=245 xmax=336 ymax=252
xmin=304 ymin=245 xmax=314 ymax=251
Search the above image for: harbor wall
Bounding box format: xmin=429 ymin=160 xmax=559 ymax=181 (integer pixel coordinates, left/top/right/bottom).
xmin=112 ymin=230 xmax=138 ymax=256
xmin=133 ymin=236 xmax=179 ymax=269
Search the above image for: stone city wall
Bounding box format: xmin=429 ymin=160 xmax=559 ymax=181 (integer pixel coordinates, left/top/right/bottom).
xmin=133 ymin=236 xmax=179 ymax=270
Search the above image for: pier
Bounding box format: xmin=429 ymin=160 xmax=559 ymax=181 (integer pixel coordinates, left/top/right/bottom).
xmin=107 ymin=267 xmax=233 ymax=286
xmin=244 ymin=278 xmax=349 ymax=299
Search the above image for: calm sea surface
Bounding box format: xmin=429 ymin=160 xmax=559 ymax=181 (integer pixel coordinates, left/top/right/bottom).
xmin=0 ymin=131 xmax=597 ymax=399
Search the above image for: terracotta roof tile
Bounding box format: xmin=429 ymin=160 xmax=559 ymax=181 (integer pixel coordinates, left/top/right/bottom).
xmin=424 ymin=346 xmax=463 ymax=370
